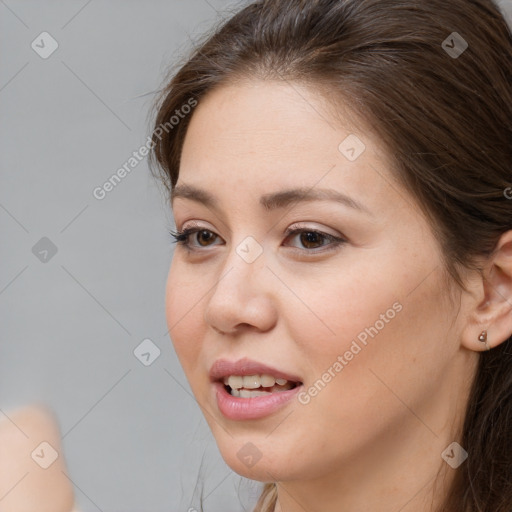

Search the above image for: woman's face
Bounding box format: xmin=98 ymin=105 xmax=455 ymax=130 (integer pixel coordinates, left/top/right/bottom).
xmin=166 ymin=80 xmax=475 ymax=484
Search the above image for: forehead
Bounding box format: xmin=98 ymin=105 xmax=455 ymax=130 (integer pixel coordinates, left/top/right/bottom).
xmin=182 ymin=79 xmax=363 ymax=156
xmin=177 ymin=80 xmax=398 ymax=214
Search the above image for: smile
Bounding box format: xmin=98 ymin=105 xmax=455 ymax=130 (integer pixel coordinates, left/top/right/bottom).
xmin=223 ymin=374 xmax=298 ymax=397
xmin=209 ymin=358 xmax=304 ymax=420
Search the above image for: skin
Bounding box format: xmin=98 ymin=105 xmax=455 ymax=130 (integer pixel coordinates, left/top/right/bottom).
xmin=0 ymin=404 xmax=77 ymax=512
xmin=166 ymin=79 xmax=512 ymax=512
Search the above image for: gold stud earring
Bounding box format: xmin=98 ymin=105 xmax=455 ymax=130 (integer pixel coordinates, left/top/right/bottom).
xmin=478 ymin=330 xmax=491 ymax=351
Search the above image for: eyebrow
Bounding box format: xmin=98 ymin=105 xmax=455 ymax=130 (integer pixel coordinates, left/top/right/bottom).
xmin=171 ymin=183 xmax=372 ymax=215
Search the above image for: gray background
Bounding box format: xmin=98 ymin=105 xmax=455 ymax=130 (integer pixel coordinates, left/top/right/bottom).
xmin=1 ymin=1 xmax=511 ymax=511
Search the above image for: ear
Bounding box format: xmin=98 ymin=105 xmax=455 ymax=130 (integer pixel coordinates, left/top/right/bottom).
xmin=461 ymin=230 xmax=512 ymax=352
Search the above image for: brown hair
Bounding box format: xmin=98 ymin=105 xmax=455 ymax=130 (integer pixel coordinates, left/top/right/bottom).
xmin=148 ymin=1 xmax=512 ymax=510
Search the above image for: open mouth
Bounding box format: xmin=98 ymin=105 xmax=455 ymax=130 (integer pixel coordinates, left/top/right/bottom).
xmin=222 ymin=374 xmax=302 ymax=398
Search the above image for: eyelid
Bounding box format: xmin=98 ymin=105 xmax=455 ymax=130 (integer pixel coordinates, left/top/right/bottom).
xmin=180 ymin=219 xmax=214 ymax=231
xmin=285 ymin=221 xmax=342 ymax=239
xmin=178 ymin=221 xmax=341 ymax=238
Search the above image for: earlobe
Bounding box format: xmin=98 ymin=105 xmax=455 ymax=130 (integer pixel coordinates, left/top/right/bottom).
xmin=461 ymin=230 xmax=512 ymax=352
xmin=477 ymin=329 xmax=491 ymax=352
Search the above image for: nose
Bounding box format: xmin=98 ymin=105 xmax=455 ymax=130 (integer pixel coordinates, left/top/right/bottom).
xmin=203 ymin=243 xmax=278 ymax=335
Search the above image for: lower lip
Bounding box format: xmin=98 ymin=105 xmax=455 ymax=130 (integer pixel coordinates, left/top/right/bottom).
xmin=213 ymin=381 xmax=303 ymax=421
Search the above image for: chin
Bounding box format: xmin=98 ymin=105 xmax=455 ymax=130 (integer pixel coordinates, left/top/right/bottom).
xmin=222 ymin=451 xmax=289 ymax=482
xmin=212 ymin=433 xmax=308 ymax=483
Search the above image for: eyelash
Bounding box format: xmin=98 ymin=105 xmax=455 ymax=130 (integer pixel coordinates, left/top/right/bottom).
xmin=168 ymin=225 xmax=347 ymax=254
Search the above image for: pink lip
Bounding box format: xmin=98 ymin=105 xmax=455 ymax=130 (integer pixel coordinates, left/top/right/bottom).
xmin=209 ymin=357 xmax=303 ymax=421
xmin=212 ymin=381 xmax=303 ymax=421
xmin=209 ymin=357 xmax=302 ymax=383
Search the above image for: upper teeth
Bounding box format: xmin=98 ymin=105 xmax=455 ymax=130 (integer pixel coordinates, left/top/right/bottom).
xmin=223 ymin=374 xmax=289 ymax=389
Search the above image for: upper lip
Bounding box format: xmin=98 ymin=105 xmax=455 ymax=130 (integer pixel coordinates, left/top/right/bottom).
xmin=209 ymin=357 xmax=303 ymax=383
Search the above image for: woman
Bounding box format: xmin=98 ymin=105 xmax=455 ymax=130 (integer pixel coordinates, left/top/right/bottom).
xmin=148 ymin=0 xmax=512 ymax=510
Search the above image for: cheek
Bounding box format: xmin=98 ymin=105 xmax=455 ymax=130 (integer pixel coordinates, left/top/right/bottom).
xmin=165 ymin=262 xmax=204 ymax=374
xmin=282 ymin=258 xmax=448 ymax=429
xmin=281 ymin=262 xmax=402 ymax=362
xmin=309 ymin=276 xmax=446 ymax=402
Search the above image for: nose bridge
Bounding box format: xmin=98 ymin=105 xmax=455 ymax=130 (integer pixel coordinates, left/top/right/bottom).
xmin=216 ymin=234 xmax=267 ymax=296
xmin=204 ymin=234 xmax=275 ymax=333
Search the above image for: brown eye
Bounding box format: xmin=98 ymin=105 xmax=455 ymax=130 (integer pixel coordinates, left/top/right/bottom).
xmin=299 ymin=231 xmax=326 ymax=249
xmin=169 ymin=227 xmax=222 ymax=249
xmin=283 ymin=227 xmax=346 ymax=253
xmin=196 ymin=230 xmax=218 ymax=246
